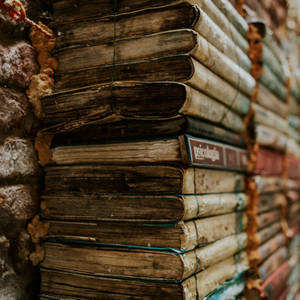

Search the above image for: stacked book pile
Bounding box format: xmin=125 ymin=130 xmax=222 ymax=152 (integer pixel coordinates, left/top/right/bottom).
xmin=37 ymin=0 xmax=256 ymax=299
xmin=243 ymin=6 xmax=291 ymax=299
xmin=285 ymin=75 xmax=300 ymax=299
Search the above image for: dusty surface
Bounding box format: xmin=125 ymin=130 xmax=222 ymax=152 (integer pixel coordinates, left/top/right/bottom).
xmin=0 ymin=42 xmax=38 ymax=89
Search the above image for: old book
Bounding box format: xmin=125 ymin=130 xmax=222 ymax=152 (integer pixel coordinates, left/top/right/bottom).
xmin=256 ymin=233 xmax=286 ymax=263
xmin=253 ymin=176 xmax=283 ymax=194
xmin=253 ymin=148 xmax=284 ymax=176
xmin=261 ymin=43 xmax=286 ymax=85
xmin=203 ymin=273 xmax=246 ymax=300
xmin=41 ymin=192 xmax=248 ymax=223
xmin=253 ymin=103 xmax=289 ymax=135
xmin=259 ymin=64 xmax=287 ymax=102
xmin=257 ymin=193 xmax=286 ymax=214
xmin=256 ymin=223 xmax=282 ymax=245
xmin=246 ymin=260 xmax=290 ymax=300
xmin=45 ymin=165 xmax=246 ymax=195
xmin=41 ymin=253 xmax=248 ymax=299
xmin=41 ymin=241 xmax=248 ymax=280
xmin=55 ymin=2 xmax=249 ymax=64
xmin=255 ymin=124 xmax=288 ymax=152
xmin=257 ymin=209 xmax=281 ymax=230
xmin=258 ymin=247 xmax=288 ymax=282
xmin=42 ymin=82 xmax=246 ymax=135
xmin=44 ymin=212 xmax=247 ymax=250
xmin=248 ymin=223 xmax=282 ymax=250
xmin=257 ymin=84 xmax=288 ymax=118
xmin=56 ymin=28 xmax=254 ymax=97
xmin=55 ymin=55 xmax=251 ymax=118
xmin=211 ymin=0 xmax=248 ymax=36
xmin=286 ymin=155 xmax=300 ymax=179
xmin=49 ymin=117 xmax=246 ymax=148
xmin=51 ymin=135 xmax=248 ymax=172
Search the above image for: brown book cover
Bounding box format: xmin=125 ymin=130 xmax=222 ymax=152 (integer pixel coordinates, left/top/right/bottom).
xmin=51 ymin=135 xmax=248 ymax=172
xmin=44 ymin=213 xmax=247 ymax=250
xmin=41 ymin=192 xmax=248 ymax=223
xmin=45 ymin=165 xmax=246 ymax=195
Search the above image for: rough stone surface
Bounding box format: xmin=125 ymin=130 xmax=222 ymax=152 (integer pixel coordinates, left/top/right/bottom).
xmin=0 ymin=185 xmax=38 ymax=220
xmin=0 ymin=87 xmax=33 ymax=136
xmin=0 ymin=137 xmax=38 ymax=181
xmin=0 ymin=42 xmax=38 ymax=90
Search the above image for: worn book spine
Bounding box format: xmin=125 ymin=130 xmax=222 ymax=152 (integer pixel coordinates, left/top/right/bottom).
xmin=182 ymin=252 xmax=249 ymax=300
xmin=253 ymin=175 xmax=283 ymax=194
xmin=257 ymin=193 xmax=286 ymax=214
xmin=55 ymin=55 xmax=251 ymax=117
xmin=255 ymin=124 xmax=288 ymax=152
xmin=286 ymin=155 xmax=300 ymax=179
xmin=257 ymin=233 xmax=286 ymax=263
xmin=41 ymin=192 xmax=248 ymax=223
xmin=253 ymin=103 xmax=289 ymax=135
xmin=253 ymin=148 xmax=284 ymax=176
xmin=42 ymin=82 xmax=245 ymax=135
xmin=259 ymin=261 xmax=290 ymax=300
xmin=51 ymin=135 xmax=248 ymax=172
xmin=257 ymin=209 xmax=281 ymax=229
xmin=46 ymin=117 xmax=246 ymax=148
xmin=259 ymin=64 xmax=287 ymax=102
xmin=45 ymin=165 xmax=246 ymax=195
xmin=211 ymin=0 xmax=248 ymax=36
xmin=201 ymin=273 xmax=246 ymax=300
xmin=44 ymin=212 xmax=247 ymax=250
xmin=258 ymin=247 xmax=288 ymax=281
xmin=182 ymin=233 xmax=247 ymax=278
xmin=257 ymin=84 xmax=288 ymax=118
xmin=261 ymin=43 xmax=286 ymax=85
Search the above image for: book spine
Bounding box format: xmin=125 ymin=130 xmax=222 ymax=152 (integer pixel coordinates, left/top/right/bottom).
xmin=253 ymin=103 xmax=289 ymax=135
xmin=184 ymin=135 xmax=248 ymax=172
xmin=194 ymin=8 xmax=250 ymax=71
xmin=211 ymin=0 xmax=249 ymax=37
xmin=259 ymin=247 xmax=288 ymax=281
xmin=192 ymin=28 xmax=255 ymax=96
xmin=259 ymin=64 xmax=287 ymax=102
xmin=183 ymin=168 xmax=245 ymax=194
xmin=260 ymin=261 xmax=290 ymax=300
xmin=261 ymin=44 xmax=286 ymax=85
xmin=182 ymin=193 xmax=248 ymax=220
xmin=182 ymin=212 xmax=247 ymax=250
xmin=253 ymin=148 xmax=284 ymax=176
xmin=188 ymin=58 xmax=251 ymax=116
xmin=255 ymin=125 xmax=288 ymax=152
xmin=257 ymin=223 xmax=282 ymax=245
xmin=253 ymin=175 xmax=283 ymax=194
xmin=286 ymin=155 xmax=300 ymax=179
xmin=182 ymin=86 xmax=245 ymax=133
xmin=186 ymin=117 xmax=245 ymax=147
xmin=257 ymin=193 xmax=285 ymax=213
xmin=258 ymin=233 xmax=286 ymax=262
xmin=182 ymin=252 xmax=249 ymax=300
xmin=257 ymin=210 xmax=281 ymax=229
xmin=257 ymin=84 xmax=288 ymax=118
xmin=182 ymin=233 xmax=247 ymax=279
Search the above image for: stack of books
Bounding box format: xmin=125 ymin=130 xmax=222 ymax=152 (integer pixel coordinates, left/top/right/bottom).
xmin=38 ymin=0 xmax=255 ymax=299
